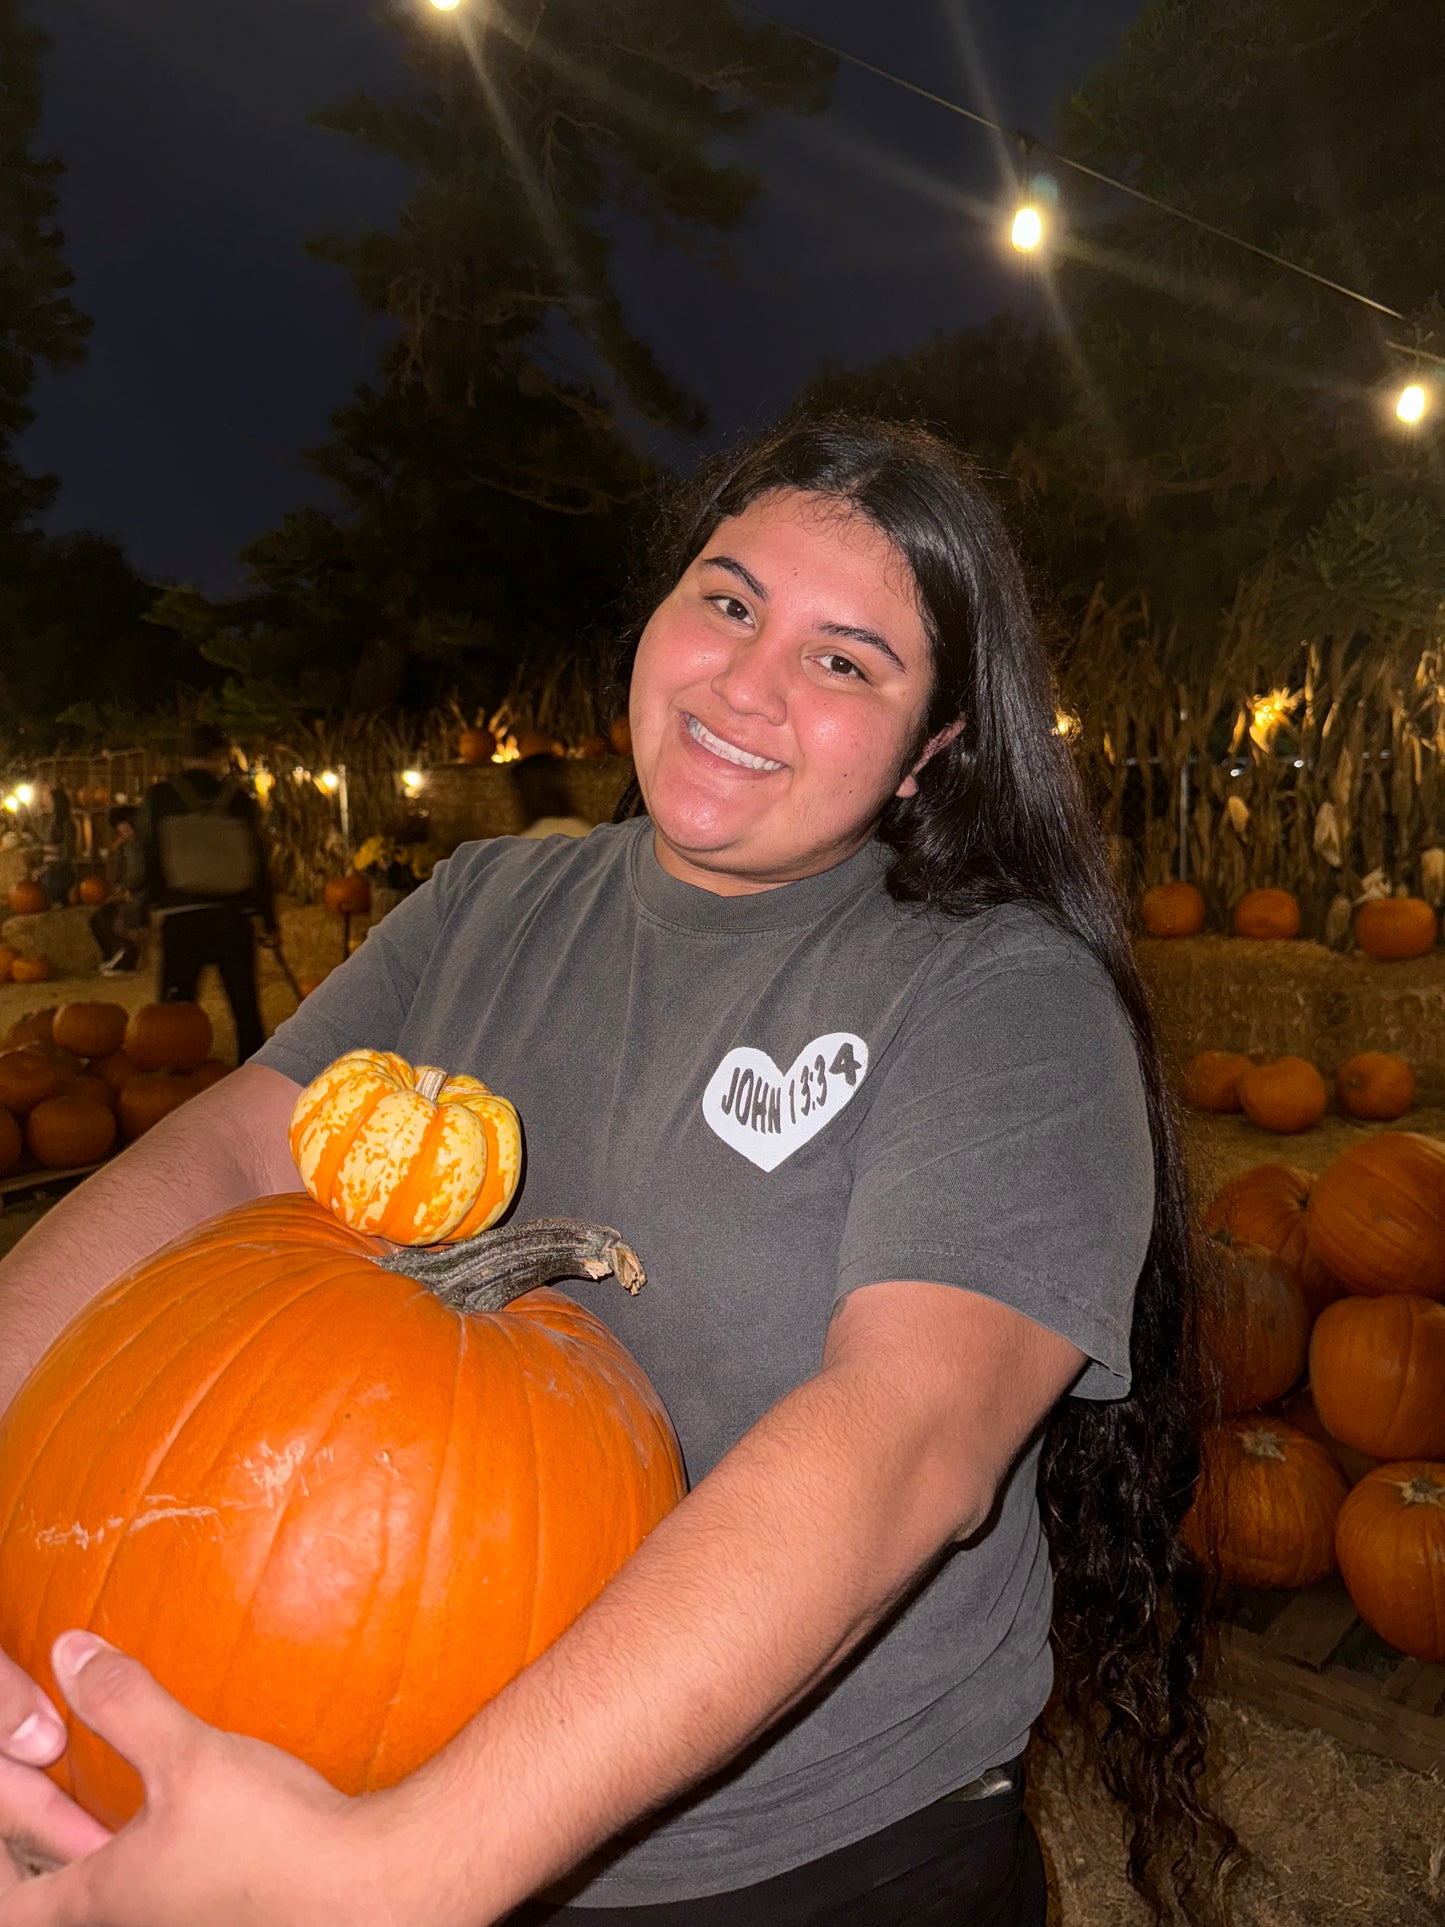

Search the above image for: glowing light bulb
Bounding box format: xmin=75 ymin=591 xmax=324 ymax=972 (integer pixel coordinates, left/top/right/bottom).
xmin=401 ymin=769 xmax=425 ymax=793
xmin=428 ymin=0 xmax=462 ymax=10
xmin=14 ymin=783 xmax=34 ymax=806
xmin=1396 ymin=382 xmax=1429 ymax=424
xmin=318 ymin=769 xmax=340 ymax=793
xmin=1010 ymin=205 xmax=1043 ymax=252
xmin=2 ymin=796 xmax=18 ymax=814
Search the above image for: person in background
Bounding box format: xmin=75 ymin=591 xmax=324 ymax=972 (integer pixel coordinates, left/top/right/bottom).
xmin=91 ymin=806 xmax=147 ymax=975
xmin=32 ymin=782 xmax=76 ymax=908
xmin=509 ymin=751 xmax=593 ymax=839
xmin=140 ymin=723 xmax=276 ymax=1062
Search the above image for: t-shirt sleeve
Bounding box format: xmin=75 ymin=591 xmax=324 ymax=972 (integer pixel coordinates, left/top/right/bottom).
xmin=835 ymin=929 xmax=1154 ymax=1400
xmin=251 ymin=850 xmax=461 ymax=1088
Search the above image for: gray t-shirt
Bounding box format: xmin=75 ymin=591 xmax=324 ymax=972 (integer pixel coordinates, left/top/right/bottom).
xmin=254 ymin=819 xmax=1153 ymax=1905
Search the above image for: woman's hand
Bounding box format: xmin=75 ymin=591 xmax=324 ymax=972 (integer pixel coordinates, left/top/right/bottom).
xmin=0 ymin=1647 xmax=108 ymax=1891
xmin=0 ymin=1635 xmax=422 ymax=1927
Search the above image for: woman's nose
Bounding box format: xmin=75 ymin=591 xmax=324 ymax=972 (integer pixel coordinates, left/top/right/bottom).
xmin=709 ymin=636 xmax=787 ymax=726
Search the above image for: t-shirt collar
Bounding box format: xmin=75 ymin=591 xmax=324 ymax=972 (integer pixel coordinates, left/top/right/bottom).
xmin=627 ymin=818 xmax=886 ymax=934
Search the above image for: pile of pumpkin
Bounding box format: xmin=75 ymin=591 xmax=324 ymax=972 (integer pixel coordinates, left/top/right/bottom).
xmin=1187 ymin=1135 xmax=1445 ymax=1663
xmin=456 ymin=717 xmax=632 ymax=764
xmin=1183 ymin=1046 xmax=1414 ymax=1135
xmin=0 ymin=1001 xmax=228 ymax=1177
xmin=0 ymin=877 xmax=59 ymax=984
xmin=1142 ymin=881 xmax=1440 ymax=960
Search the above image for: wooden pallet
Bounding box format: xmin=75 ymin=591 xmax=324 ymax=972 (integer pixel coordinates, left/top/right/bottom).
xmin=0 ymin=1160 xmax=103 ymax=1212
xmin=1212 ymin=1574 xmax=1445 ymax=1774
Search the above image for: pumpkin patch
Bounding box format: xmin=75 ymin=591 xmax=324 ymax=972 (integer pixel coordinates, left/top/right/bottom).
xmin=1182 ymin=1418 xmax=1347 ymax=1590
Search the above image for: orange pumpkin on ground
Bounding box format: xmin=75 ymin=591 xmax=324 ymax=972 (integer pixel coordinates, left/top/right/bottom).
xmin=513 ymin=731 xmax=557 ymax=761
xmin=76 ymin=876 xmax=108 ymax=907
xmin=7 ymin=881 xmax=45 ymax=916
xmin=4 ymin=1009 xmax=56 ymax=1052
xmin=124 ymin=1002 xmax=213 ymax=1074
xmin=1237 ymin=1057 xmax=1327 ymax=1135
xmin=1201 ymin=1235 xmax=1310 ymax=1417
xmin=1334 ymin=1464 xmax=1445 ymax=1662
xmin=324 ymin=874 xmax=371 ymax=917
xmin=1304 ymin=1132 xmax=1445 ymax=1299
xmin=608 ymin=715 xmax=633 ymax=757
xmin=1309 ymin=1295 xmax=1445 ymax=1460
xmin=457 ymin=727 xmax=495 ymax=765
xmin=92 ymin=1051 xmax=140 ymax=1097
xmin=0 ymin=1193 xmax=684 ymax=1827
xmin=1140 ymin=881 xmax=1205 ymax=938
xmin=1232 ymin=888 xmax=1301 ymax=940
xmin=1182 ymin=1418 xmax=1348 ymax=1589
xmin=575 ymin=734 xmax=610 ymax=760
xmin=62 ymin=1074 xmax=115 ymax=1113
xmin=1355 ymin=897 xmax=1436 ymax=961
xmin=290 ymin=1051 xmax=522 ymax=1245
xmin=1203 ymin=1164 xmax=1343 ymax=1319
xmin=1336 ymin=1052 xmax=1414 ymax=1121
xmin=0 ymin=947 xmax=15 ymax=982
xmin=0 ymin=1051 xmax=63 ymax=1117
xmin=117 ymin=1073 xmax=194 ymax=1140
xmin=1182 ymin=1051 xmax=1252 ymax=1113
xmin=188 ymin=1058 xmax=232 ymax=1092
xmin=25 ymin=1096 xmax=117 ymax=1170
xmin=0 ymin=1108 xmax=20 ymax=1176
xmin=51 ymin=1002 xmax=128 ymax=1062
xmin=1278 ymin=1388 xmax=1378 ymax=1486
xmin=11 ymin=954 xmax=52 ymax=985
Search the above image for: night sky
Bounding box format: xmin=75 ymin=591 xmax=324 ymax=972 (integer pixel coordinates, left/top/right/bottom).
xmin=18 ymin=0 xmax=1144 ymax=594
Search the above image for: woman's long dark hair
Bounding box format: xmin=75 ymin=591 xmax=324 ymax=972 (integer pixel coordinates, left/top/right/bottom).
xmin=613 ymin=417 xmax=1237 ymax=1921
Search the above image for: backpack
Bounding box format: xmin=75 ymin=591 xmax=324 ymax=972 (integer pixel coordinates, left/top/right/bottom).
xmin=156 ymin=773 xmax=260 ymax=899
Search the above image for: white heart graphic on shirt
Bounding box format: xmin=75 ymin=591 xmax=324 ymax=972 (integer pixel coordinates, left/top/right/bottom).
xmin=703 ymin=1033 xmax=870 ymax=1173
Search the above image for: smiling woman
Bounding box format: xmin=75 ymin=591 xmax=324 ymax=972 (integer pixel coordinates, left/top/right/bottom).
xmin=0 ymin=417 xmax=1232 ymax=1927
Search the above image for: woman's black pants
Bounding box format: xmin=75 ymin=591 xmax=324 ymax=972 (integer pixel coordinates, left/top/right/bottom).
xmin=508 ymin=1758 xmax=1045 ymax=1927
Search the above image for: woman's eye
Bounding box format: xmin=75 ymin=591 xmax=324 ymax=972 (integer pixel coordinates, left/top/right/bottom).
xmin=707 ymin=594 xmax=751 ymax=623
xmin=819 ymin=652 xmax=865 ymax=680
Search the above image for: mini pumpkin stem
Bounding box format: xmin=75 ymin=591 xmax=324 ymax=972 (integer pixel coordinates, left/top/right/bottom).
xmin=415 ymin=1066 xmax=450 ymax=1103
xmin=381 ymin=1218 xmax=645 ymax=1314
xmin=1393 ymin=1474 xmax=1445 ymax=1508
xmin=1239 ymin=1427 xmax=1287 ymax=1463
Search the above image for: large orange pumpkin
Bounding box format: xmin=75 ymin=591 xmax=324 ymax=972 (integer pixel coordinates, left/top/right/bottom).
xmin=0 ymin=1195 xmax=684 ymax=1827
xmin=1203 ymin=1164 xmax=1343 ymax=1319
xmin=7 ymin=880 xmax=46 ymax=916
xmin=1181 ymin=1418 xmax=1347 ymax=1589
xmin=1237 ymin=1057 xmax=1327 ymax=1135
xmin=457 ymin=727 xmax=496 ymax=765
xmin=11 ymin=954 xmax=52 ymax=985
xmin=1334 ymin=1464 xmax=1445 ymax=1661
xmin=76 ymin=876 xmax=108 ymax=907
xmin=4 ymin=1009 xmax=56 ymax=1052
xmin=0 ymin=1108 xmax=19 ymax=1177
xmin=1140 ymin=881 xmax=1205 ymax=938
xmin=25 ymin=1096 xmax=117 ymax=1170
xmin=290 ymin=1050 xmax=522 ymax=1245
xmin=92 ymin=1050 xmax=140 ymax=1097
xmin=608 ymin=715 xmax=633 ymax=757
xmin=52 ymin=1002 xmax=128 ymax=1063
xmin=117 ymin=1073 xmax=194 ymax=1140
xmin=1201 ymin=1235 xmax=1310 ymax=1417
xmin=0 ymin=947 xmax=16 ymax=982
xmin=1278 ymin=1388 xmax=1378 ymax=1487
xmin=324 ymin=874 xmax=371 ymax=916
xmin=124 ymin=1002 xmax=213 ymax=1074
xmin=1304 ymin=1132 xmax=1445 ymax=1299
xmin=1355 ymin=897 xmax=1436 ymax=961
xmin=1232 ymin=888 xmax=1301 ymax=940
xmin=0 ymin=1050 xmax=63 ymax=1117
xmin=1336 ymin=1052 xmax=1414 ymax=1121
xmin=1182 ymin=1051 xmax=1252 ymax=1113
xmin=1309 ymin=1295 xmax=1445 ymax=1461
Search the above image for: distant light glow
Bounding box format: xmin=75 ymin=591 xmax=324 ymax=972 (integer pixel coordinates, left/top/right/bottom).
xmin=1011 ymin=205 xmax=1044 ymax=252
xmin=401 ymin=768 xmax=426 ymax=794
xmin=14 ymin=783 xmax=34 ymax=806
xmin=1396 ymin=382 xmax=1429 ymax=424
xmin=428 ymin=0 xmax=462 ymax=9
xmin=2 ymin=795 xmax=18 ymax=814
xmin=318 ymin=769 xmax=341 ymax=793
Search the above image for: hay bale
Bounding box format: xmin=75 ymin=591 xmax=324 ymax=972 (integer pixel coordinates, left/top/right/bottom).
xmin=1140 ymin=936 xmax=1445 ymax=1101
xmin=1 ymin=906 xmax=102 ymax=978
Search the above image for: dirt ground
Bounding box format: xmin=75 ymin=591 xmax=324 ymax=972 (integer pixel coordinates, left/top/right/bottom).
xmin=2 ymin=913 xmax=1443 ymax=1922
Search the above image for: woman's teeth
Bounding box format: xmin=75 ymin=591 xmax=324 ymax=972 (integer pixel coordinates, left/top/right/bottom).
xmin=688 ymin=716 xmax=784 ymax=771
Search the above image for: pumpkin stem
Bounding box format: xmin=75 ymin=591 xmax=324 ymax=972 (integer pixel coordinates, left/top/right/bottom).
xmin=1393 ymin=1474 xmax=1445 ymax=1509
xmin=380 ymin=1218 xmax=645 ymax=1314
xmin=1239 ymin=1426 xmax=1288 ymax=1463
xmin=414 ymin=1065 xmax=449 ymax=1103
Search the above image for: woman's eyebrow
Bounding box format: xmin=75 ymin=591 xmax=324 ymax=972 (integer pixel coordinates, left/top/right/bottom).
xmin=700 ymin=554 xmax=906 ymax=671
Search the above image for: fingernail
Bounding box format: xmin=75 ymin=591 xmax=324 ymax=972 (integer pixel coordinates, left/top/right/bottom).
xmin=52 ymin=1631 xmax=113 ymax=1680
xmin=9 ymin=1707 xmax=65 ymax=1764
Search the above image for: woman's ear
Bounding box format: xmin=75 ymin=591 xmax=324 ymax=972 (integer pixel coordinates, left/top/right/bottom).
xmin=894 ymin=717 xmax=964 ymax=799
